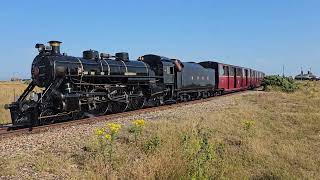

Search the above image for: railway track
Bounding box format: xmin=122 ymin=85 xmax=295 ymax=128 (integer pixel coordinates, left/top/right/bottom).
xmin=0 ymin=90 xmax=256 ymax=139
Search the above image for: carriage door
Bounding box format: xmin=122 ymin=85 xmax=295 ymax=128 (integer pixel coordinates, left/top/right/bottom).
xmin=233 ymin=68 xmax=237 ymax=88
xmin=225 ymin=66 xmax=230 ymax=89
xmin=245 ymin=69 xmax=248 ymax=86
xmin=219 ymin=65 xmax=229 ymax=90
xmin=228 ymin=66 xmax=233 ymax=89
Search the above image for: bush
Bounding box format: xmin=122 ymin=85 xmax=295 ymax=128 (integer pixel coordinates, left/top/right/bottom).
xmin=262 ymin=75 xmax=297 ymax=92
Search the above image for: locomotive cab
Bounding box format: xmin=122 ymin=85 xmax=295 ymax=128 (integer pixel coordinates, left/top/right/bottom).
xmin=139 ymin=54 xmax=176 ymax=99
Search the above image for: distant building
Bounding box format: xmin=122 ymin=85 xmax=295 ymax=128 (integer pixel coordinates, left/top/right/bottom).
xmin=295 ymin=70 xmax=319 ymax=81
xmin=10 ymin=77 xmax=22 ymax=81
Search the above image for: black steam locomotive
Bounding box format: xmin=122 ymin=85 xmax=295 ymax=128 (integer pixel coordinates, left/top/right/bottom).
xmin=6 ymin=41 xmax=216 ymax=126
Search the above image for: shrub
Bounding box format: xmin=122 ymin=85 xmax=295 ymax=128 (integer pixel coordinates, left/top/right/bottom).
xmin=143 ymin=135 xmax=161 ymax=154
xmin=262 ymin=75 xmax=298 ymax=92
xmin=181 ymin=128 xmax=215 ymax=179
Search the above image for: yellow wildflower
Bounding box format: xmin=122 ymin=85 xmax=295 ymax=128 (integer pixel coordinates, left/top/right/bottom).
xmin=95 ymin=128 xmax=104 ymax=136
xmin=107 ymin=123 xmax=122 ymax=134
xmin=133 ymin=119 xmax=145 ymax=127
xmin=105 ymin=134 xmax=111 ymax=140
xmin=243 ymin=120 xmax=255 ymax=130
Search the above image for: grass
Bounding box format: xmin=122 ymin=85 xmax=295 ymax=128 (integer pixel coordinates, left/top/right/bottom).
xmin=78 ymin=81 xmax=320 ymax=179
xmin=1 ymin=81 xmax=320 ymax=179
xmin=0 ymin=81 xmax=28 ymax=124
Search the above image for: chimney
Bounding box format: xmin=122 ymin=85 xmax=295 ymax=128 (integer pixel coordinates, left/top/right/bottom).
xmin=48 ymin=41 xmax=62 ymax=55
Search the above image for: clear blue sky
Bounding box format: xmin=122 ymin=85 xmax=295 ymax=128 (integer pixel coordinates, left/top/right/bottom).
xmin=0 ymin=0 xmax=319 ymax=80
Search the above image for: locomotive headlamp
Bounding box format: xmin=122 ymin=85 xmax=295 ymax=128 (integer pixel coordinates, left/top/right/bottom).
xmin=4 ymin=104 xmax=9 ymax=110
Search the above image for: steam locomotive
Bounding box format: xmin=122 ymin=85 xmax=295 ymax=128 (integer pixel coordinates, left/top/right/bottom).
xmin=5 ymin=41 xmax=264 ymax=126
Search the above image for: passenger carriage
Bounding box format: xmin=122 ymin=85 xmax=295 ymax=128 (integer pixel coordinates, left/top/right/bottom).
xmin=199 ymin=61 xmax=264 ymax=92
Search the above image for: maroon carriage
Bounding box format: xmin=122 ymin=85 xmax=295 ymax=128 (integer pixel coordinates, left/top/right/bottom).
xmin=199 ymin=61 xmax=264 ymax=92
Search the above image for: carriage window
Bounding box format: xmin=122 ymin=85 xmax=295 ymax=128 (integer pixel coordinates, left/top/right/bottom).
xmin=223 ymin=66 xmax=228 ymax=76
xmin=229 ymin=67 xmax=234 ymax=76
xmin=219 ymin=65 xmax=224 ymax=75
xmin=236 ymin=68 xmax=242 ymax=76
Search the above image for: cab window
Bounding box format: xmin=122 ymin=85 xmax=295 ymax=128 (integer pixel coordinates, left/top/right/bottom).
xmin=167 ymin=66 xmax=174 ymax=75
xmin=170 ymin=67 xmax=174 ymax=74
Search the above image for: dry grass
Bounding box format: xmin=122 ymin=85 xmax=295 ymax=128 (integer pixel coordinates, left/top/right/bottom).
xmin=76 ymin=81 xmax=319 ymax=179
xmin=1 ymin=81 xmax=320 ymax=179
xmin=0 ymin=81 xmax=28 ymax=124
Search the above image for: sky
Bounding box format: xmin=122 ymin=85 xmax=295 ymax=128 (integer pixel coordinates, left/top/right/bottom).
xmin=0 ymin=0 xmax=319 ymax=80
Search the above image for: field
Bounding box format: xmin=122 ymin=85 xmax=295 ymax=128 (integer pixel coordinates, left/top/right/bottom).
xmin=0 ymin=81 xmax=28 ymax=124
xmin=79 ymin=81 xmax=320 ymax=179
xmin=0 ymin=81 xmax=319 ymax=179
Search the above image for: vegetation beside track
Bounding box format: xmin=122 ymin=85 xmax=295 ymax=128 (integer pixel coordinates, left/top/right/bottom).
xmin=262 ymin=75 xmax=298 ymax=92
xmin=75 ymin=81 xmax=319 ymax=179
xmin=0 ymin=82 xmax=27 ymax=124
xmin=0 ymin=81 xmax=319 ymax=179
xmin=0 ymin=81 xmax=41 ymax=124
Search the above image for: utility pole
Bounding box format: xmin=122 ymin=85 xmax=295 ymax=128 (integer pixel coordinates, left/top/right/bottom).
xmin=282 ymin=64 xmax=285 ymax=77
